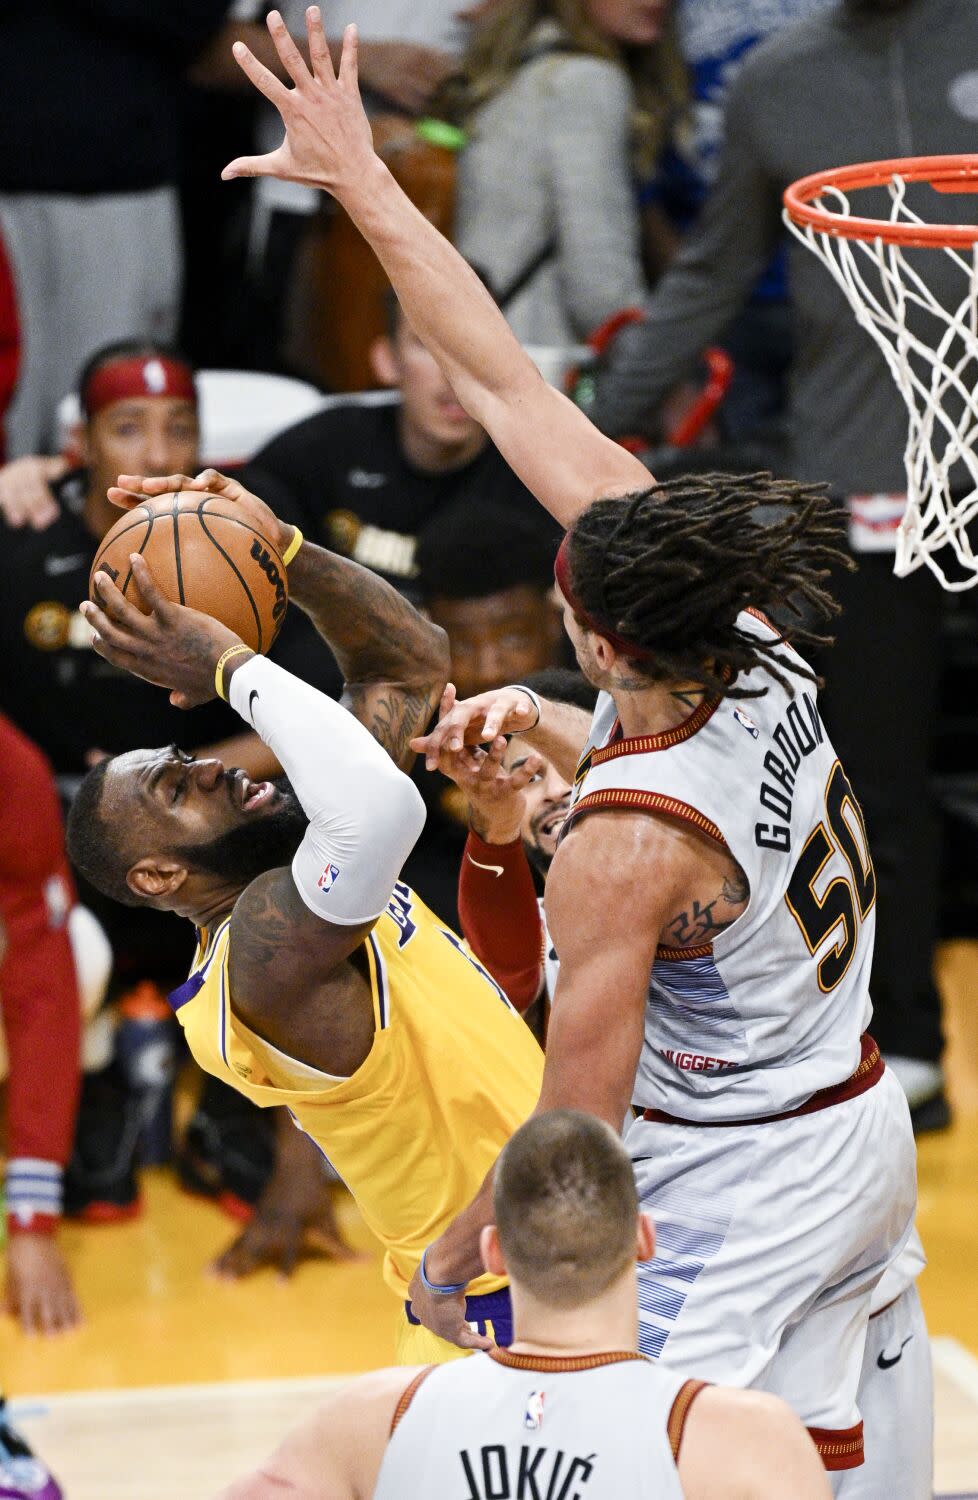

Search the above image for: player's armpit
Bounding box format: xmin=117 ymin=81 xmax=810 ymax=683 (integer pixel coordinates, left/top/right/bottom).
xmin=216 ymin=1366 xmax=424 ymax=1500
xmin=677 ymin=1388 xmax=832 ymax=1500
xmin=540 ymin=811 xmax=689 ymax=1127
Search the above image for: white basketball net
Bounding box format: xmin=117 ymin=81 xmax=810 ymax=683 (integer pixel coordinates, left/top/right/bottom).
xmin=784 ymin=174 xmax=978 ymax=591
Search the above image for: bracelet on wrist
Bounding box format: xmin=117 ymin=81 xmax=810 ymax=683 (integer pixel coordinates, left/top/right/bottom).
xmin=420 ymin=1246 xmax=468 ymax=1296
xmin=282 ymin=526 xmax=304 ymax=566
xmin=214 ymin=643 xmax=254 ymax=701
xmin=511 ymin=684 xmax=542 ymax=731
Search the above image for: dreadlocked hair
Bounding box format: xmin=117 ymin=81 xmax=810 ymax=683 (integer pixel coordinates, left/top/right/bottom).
xmin=566 ymin=472 xmax=854 ymax=700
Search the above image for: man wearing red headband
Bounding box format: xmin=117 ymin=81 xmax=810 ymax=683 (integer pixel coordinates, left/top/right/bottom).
xmin=0 ymin=338 xmax=351 ymax=1284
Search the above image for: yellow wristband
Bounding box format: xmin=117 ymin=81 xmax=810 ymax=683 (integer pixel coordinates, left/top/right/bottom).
xmin=282 ymin=526 xmax=304 ymax=567
xmin=214 ymin=644 xmax=253 ymax=701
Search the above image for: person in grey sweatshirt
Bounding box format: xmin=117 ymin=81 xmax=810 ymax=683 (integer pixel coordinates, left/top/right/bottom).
xmin=588 ymin=0 xmax=978 ymax=1126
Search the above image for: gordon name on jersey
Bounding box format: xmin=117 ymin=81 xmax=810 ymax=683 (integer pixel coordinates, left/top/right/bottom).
xmin=565 ymin=611 xmax=875 ymax=1121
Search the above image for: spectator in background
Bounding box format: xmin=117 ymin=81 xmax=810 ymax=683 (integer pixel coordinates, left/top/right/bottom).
xmin=447 ymin=0 xmax=686 ymax=347
xmin=248 ymin=290 xmax=559 ymax=604
xmin=404 ymin=500 xmax=564 ymax=925
xmin=0 ymin=716 xmax=81 ymax=1334
xmin=194 ymin=1 xmax=462 ymax=374
xmin=0 ymin=1 xmax=234 ymax=456
xmin=586 ymin=0 xmax=978 ymax=1128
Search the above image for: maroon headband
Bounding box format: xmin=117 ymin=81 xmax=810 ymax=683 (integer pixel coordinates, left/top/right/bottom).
xmin=83 ymin=356 xmax=197 ymax=416
xmin=554 ymin=531 xmax=658 ymax=662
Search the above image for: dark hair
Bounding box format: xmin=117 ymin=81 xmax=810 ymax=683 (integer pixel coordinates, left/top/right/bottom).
xmin=521 ymin=667 xmax=598 ymax=715
xmin=565 ymin=472 xmax=852 ymax=699
xmin=65 ymin=757 xmax=142 ymax=907
xmin=417 ymin=499 xmax=559 ymax=602
xmin=494 ymin=1110 xmax=638 ymax=1307
xmin=77 ymin=339 xmax=197 ymax=420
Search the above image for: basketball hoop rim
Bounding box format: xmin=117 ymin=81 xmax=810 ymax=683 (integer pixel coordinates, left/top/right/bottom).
xmin=784 ymin=155 xmax=978 ymax=248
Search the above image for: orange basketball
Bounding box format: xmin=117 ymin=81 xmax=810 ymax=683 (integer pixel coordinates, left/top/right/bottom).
xmin=90 ymin=492 xmax=288 ymax=654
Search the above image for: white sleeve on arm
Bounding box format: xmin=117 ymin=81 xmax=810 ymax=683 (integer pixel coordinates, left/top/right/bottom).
xmin=228 ymin=655 xmax=426 ymax=926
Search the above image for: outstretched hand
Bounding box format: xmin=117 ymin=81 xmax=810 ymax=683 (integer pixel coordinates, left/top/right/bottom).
xmin=434 ymin=729 xmax=544 ymax=846
xmin=81 ymin=556 xmax=241 ymax=708
xmin=411 ymin=684 xmax=543 ymax=771
xmin=222 ymin=8 xmax=376 ymax=196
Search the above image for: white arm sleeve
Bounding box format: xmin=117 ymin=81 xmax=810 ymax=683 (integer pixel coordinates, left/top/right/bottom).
xmin=228 ymin=654 xmax=426 ymax=926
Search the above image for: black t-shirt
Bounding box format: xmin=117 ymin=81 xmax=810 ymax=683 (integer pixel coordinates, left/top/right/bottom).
xmin=0 ymin=2 xmax=232 ymax=193
xmin=0 ymin=470 xmax=341 ymax=783
xmin=249 ymin=401 xmax=559 ymax=603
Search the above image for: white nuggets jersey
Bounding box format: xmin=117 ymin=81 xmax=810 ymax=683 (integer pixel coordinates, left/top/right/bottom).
xmin=375 ymin=1349 xmax=704 ymax=1499
xmin=565 ymin=611 xmax=875 ymax=1120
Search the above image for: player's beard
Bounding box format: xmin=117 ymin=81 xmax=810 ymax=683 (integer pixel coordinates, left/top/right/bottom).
xmin=178 ymin=776 xmax=308 ymax=885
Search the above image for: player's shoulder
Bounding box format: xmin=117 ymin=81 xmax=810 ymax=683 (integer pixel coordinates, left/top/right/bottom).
xmin=678 ymin=1386 xmax=826 ymax=1499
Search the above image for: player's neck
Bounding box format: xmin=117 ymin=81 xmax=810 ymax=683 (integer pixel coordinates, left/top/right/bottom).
xmin=507 ymin=1273 xmax=638 ymax=1358
xmin=613 ymin=678 xmax=709 ymax=740
xmin=180 ymin=887 xmax=242 ymax=931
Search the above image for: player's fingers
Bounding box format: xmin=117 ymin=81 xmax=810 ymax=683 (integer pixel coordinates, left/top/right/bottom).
xmin=456 ymin=1325 xmax=495 ymax=1352
xmin=439 ymin=682 xmax=457 ymax=718
xmin=509 ymin=752 xmax=545 ymax=791
xmin=222 ymin=150 xmax=282 ymax=182
xmin=231 ymin=38 xmax=293 ymax=111
xmin=106 ymin=486 xmax=146 ymax=512
xmin=90 ymin=570 xmax=148 ymax=628
xmin=82 ymin=597 xmax=143 ymax=653
xmin=277 ymin=1233 xmax=302 ymax=1281
xmin=306 ymin=4 xmax=335 ymax=83
xmin=267 ymin=10 xmax=311 ymax=90
xmin=116 ymin=472 xmax=195 ymax=495
xmin=128 ymin=553 xmax=173 ymax=616
xmin=483 ymin=693 xmax=528 ymax=739
xmin=194 ymin=468 xmax=242 ymax=498
xmin=337 ymin=21 xmax=359 ymax=90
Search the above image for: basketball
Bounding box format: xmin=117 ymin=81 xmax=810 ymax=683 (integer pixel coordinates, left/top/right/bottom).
xmin=90 ymin=492 xmax=289 ymax=654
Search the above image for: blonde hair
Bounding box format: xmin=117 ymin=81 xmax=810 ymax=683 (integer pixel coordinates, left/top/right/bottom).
xmin=442 ymin=0 xmax=687 ymax=177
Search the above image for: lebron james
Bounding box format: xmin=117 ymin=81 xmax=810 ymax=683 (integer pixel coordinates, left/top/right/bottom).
xmin=67 ymin=469 xmax=542 ymax=1364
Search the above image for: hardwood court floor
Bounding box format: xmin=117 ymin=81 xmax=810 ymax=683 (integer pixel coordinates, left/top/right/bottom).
xmin=2 ymin=941 xmax=977 ymax=1496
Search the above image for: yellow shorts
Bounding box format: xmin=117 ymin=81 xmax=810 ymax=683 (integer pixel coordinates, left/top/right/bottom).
xmin=393 ymin=1315 xmax=475 ymax=1366
xmin=393 ymin=1287 xmax=512 ymax=1366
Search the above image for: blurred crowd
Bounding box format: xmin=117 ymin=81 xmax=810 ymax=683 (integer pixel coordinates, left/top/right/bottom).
xmin=0 ymin=0 xmax=974 ymax=1344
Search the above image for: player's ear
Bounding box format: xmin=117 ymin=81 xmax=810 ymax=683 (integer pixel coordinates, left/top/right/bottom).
xmin=127 ymin=856 xmax=189 ymax=902
xmin=636 ymin=1211 xmax=655 ymax=1263
xmin=369 ymin=335 xmax=400 ymax=389
xmin=480 ymin=1223 xmax=506 ymax=1279
xmin=592 ymin=633 xmax=617 ymax=673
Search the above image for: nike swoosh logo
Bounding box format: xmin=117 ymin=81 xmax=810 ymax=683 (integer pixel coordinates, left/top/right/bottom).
xmin=44 ymin=553 xmax=89 ymax=576
xmin=877 ymin=1334 xmax=913 ymax=1369
xmin=467 ymin=853 xmax=504 ymax=878
xmin=248 ymin=689 xmax=260 ymax=720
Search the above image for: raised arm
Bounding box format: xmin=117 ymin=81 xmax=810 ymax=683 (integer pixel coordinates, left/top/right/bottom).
xmin=221 ymin=9 xmax=652 ymax=528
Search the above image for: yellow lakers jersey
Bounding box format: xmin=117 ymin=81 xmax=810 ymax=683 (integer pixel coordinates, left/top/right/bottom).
xmin=170 ymin=881 xmax=544 ymax=1298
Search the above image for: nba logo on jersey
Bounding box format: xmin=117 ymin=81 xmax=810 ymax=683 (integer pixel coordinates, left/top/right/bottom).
xmin=733 ymin=706 xmax=760 ymax=739
xmin=317 ymin=862 xmax=341 ymax=894
xmin=523 ymin=1390 xmax=545 ymax=1430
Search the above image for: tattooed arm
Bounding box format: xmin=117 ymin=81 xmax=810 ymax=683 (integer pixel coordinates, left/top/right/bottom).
xmin=287 ymin=542 xmax=449 ymax=771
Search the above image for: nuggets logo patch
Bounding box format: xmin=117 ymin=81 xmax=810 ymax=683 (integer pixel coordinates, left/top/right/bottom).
xmin=523 ymin=1390 xmax=545 ymax=1430
xmin=733 ymin=707 xmax=760 ymax=739
xmin=317 ymin=863 xmax=341 ymax=894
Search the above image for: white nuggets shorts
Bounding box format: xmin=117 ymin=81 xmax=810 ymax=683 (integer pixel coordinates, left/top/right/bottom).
xmin=627 ymin=1068 xmax=917 ymax=1472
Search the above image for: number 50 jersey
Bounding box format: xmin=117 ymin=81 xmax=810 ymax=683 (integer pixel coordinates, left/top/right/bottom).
xmin=564 ymin=611 xmax=875 ymax=1121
